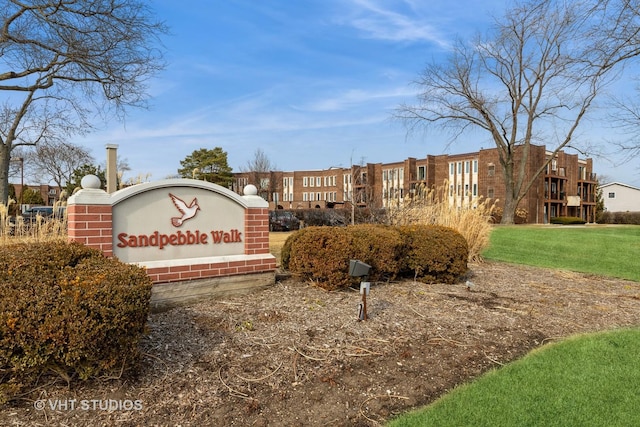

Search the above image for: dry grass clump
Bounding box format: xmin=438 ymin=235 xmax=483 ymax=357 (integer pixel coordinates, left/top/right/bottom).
xmin=386 ymin=182 xmax=496 ymax=262
xmin=0 ymin=201 xmax=68 ymax=245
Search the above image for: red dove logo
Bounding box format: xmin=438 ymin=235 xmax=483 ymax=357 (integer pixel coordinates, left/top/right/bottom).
xmin=169 ymin=193 xmax=200 ymax=227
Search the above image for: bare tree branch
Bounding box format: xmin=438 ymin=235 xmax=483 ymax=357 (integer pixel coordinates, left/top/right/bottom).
xmin=395 ymin=0 xmax=640 ymax=223
xmin=0 ymin=0 xmax=167 ymax=203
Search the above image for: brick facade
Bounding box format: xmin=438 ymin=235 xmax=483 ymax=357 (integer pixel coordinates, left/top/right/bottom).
xmin=231 ymin=145 xmax=598 ymax=224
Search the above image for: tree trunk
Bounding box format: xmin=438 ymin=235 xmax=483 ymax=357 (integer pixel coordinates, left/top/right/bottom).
xmin=501 ymin=193 xmax=518 ymax=224
xmin=500 ymin=155 xmax=518 ymax=225
xmin=0 ymin=144 xmax=10 ymax=206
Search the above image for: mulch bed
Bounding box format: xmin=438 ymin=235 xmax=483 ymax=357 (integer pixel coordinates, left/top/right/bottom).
xmin=3 ymin=261 xmax=640 ymax=426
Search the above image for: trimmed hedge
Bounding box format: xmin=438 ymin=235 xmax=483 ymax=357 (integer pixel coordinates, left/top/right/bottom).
xmin=550 ymin=216 xmax=587 ymax=225
xmin=598 ymin=211 xmax=640 ymax=225
xmin=398 ymin=224 xmax=469 ymax=284
xmin=0 ymin=241 xmax=152 ymax=403
xmin=284 ymin=224 xmax=468 ymax=290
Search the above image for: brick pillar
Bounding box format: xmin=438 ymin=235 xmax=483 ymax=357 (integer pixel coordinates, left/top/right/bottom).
xmin=245 ymin=207 xmax=270 ymax=255
xmin=67 ymin=175 xmax=113 ymax=257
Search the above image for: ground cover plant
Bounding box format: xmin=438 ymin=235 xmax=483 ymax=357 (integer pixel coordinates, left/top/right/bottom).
xmin=388 ymin=328 xmax=640 ymax=426
xmin=483 ymin=225 xmax=640 ymax=281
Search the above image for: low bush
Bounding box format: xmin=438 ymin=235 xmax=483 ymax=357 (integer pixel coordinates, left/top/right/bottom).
xmin=0 ymin=241 xmax=152 ymax=404
xmin=347 ymin=224 xmax=404 ymax=282
xmin=285 ymin=226 xmax=354 ymax=290
xmin=284 ymin=224 xmax=468 ymax=289
xmin=597 ymin=211 xmax=640 ymax=225
xmin=550 ymin=216 xmax=586 ymax=225
xmin=398 ymin=224 xmax=469 ymax=284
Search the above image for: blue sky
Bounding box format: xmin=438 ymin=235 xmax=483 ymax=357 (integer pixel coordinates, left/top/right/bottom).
xmin=74 ymin=0 xmax=639 ymax=186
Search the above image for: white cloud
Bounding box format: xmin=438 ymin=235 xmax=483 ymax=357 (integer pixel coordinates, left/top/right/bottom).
xmin=336 ymin=0 xmax=451 ymax=48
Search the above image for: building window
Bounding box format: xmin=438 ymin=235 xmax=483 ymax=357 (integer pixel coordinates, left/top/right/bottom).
xmin=488 ymin=188 xmax=495 ymax=198
xmin=473 ymin=160 xmax=478 ymax=173
xmin=449 ymin=163 xmax=454 ymax=175
xmin=303 ymin=192 xmax=308 ymax=201
xmin=488 ymin=164 xmax=495 ymax=177
xmin=283 ymin=192 xmax=288 ymax=202
xmin=465 ymin=184 xmax=469 ymax=195
xmin=316 ymin=177 xmax=322 ymax=187
xmin=465 ymin=161 xmax=470 ymax=174
xmin=303 ymin=177 xmax=308 ymax=187
xmin=473 ymin=183 xmax=477 ymax=197
xmin=457 ymin=162 xmax=462 ymax=174
xmin=418 ymin=166 xmax=426 ymax=181
xmin=608 ymin=192 xmax=615 ymax=198
xmin=283 ymin=178 xmax=288 ymax=188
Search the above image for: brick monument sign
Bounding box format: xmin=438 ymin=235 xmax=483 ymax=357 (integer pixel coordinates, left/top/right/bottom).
xmin=67 ymin=175 xmax=276 ymax=310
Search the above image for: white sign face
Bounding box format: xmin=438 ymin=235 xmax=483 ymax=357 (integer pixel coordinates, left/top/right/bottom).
xmin=112 ymin=186 xmax=245 ymax=263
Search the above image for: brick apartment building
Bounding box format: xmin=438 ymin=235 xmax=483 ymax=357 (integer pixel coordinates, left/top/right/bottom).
xmin=11 ymin=184 xmax=64 ymax=208
xmin=231 ymin=144 xmax=598 ymax=224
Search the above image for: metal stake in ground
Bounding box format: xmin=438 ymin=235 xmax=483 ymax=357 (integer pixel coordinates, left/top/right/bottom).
xmin=359 ymin=281 xmax=371 ymax=321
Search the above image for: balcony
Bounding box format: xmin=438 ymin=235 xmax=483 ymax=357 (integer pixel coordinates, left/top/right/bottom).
xmin=579 ymin=173 xmax=598 ymax=182
xmin=545 ymin=192 xmax=566 ymax=201
xmin=546 ymin=167 xmax=567 ymax=178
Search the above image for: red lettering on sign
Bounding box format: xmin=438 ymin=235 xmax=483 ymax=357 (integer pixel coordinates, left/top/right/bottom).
xmin=117 ymin=229 xmax=225 ymax=250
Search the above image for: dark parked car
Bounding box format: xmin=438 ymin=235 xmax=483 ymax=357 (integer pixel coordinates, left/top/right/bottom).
xmin=269 ymin=210 xmax=300 ymax=231
xmin=17 ymin=206 xmax=66 ymax=222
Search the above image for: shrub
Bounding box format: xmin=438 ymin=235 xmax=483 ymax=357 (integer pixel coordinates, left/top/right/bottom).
xmin=284 ymin=224 xmax=468 ymax=289
xmin=598 ymin=211 xmax=640 ymax=225
xmin=347 ymin=224 xmax=404 ymax=282
xmin=398 ymin=224 xmax=469 ymax=284
xmin=0 ymin=241 xmax=152 ymax=404
xmin=550 ymin=216 xmax=586 ymax=225
xmin=286 ymin=226 xmax=354 ymax=290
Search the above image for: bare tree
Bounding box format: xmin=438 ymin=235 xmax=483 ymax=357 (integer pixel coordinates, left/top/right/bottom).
xmin=0 ymin=0 xmax=167 ymax=204
xmin=25 ymin=141 xmax=94 ymax=189
xmin=396 ymin=0 xmax=640 ymax=223
xmin=242 ymin=148 xmax=278 ymax=203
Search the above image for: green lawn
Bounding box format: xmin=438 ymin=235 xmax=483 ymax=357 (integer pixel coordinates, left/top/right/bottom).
xmin=387 ymin=224 xmax=640 ymax=426
xmin=482 ymin=225 xmax=640 ymax=282
xmin=388 ymin=328 xmax=640 ymax=427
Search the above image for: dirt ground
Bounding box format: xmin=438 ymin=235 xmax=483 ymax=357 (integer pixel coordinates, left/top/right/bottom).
xmin=3 ymin=261 xmax=640 ymax=427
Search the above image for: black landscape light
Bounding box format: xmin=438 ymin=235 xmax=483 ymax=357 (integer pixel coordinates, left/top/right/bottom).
xmin=349 ymin=259 xmax=371 ymax=278
xmin=349 ymin=260 xmax=371 ymax=321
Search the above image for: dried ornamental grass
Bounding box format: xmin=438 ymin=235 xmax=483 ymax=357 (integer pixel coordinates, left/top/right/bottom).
xmin=386 ymin=182 xmax=495 ymax=262
xmin=0 ymin=202 xmax=68 ymax=245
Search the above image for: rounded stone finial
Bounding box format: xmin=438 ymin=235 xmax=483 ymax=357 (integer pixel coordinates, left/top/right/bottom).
xmin=81 ymin=174 xmax=102 ymax=189
xmin=243 ymin=184 xmax=258 ymax=196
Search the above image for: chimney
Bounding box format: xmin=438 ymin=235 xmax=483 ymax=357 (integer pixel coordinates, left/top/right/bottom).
xmin=106 ymin=144 xmax=118 ymax=193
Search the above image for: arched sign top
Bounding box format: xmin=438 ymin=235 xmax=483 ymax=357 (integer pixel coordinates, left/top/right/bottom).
xmin=110 ymin=178 xmax=266 ymax=209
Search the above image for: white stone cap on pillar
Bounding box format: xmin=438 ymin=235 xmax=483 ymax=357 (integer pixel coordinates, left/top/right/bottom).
xmin=67 ymin=174 xmax=111 ymax=205
xmin=242 ymin=184 xmax=269 ymax=208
